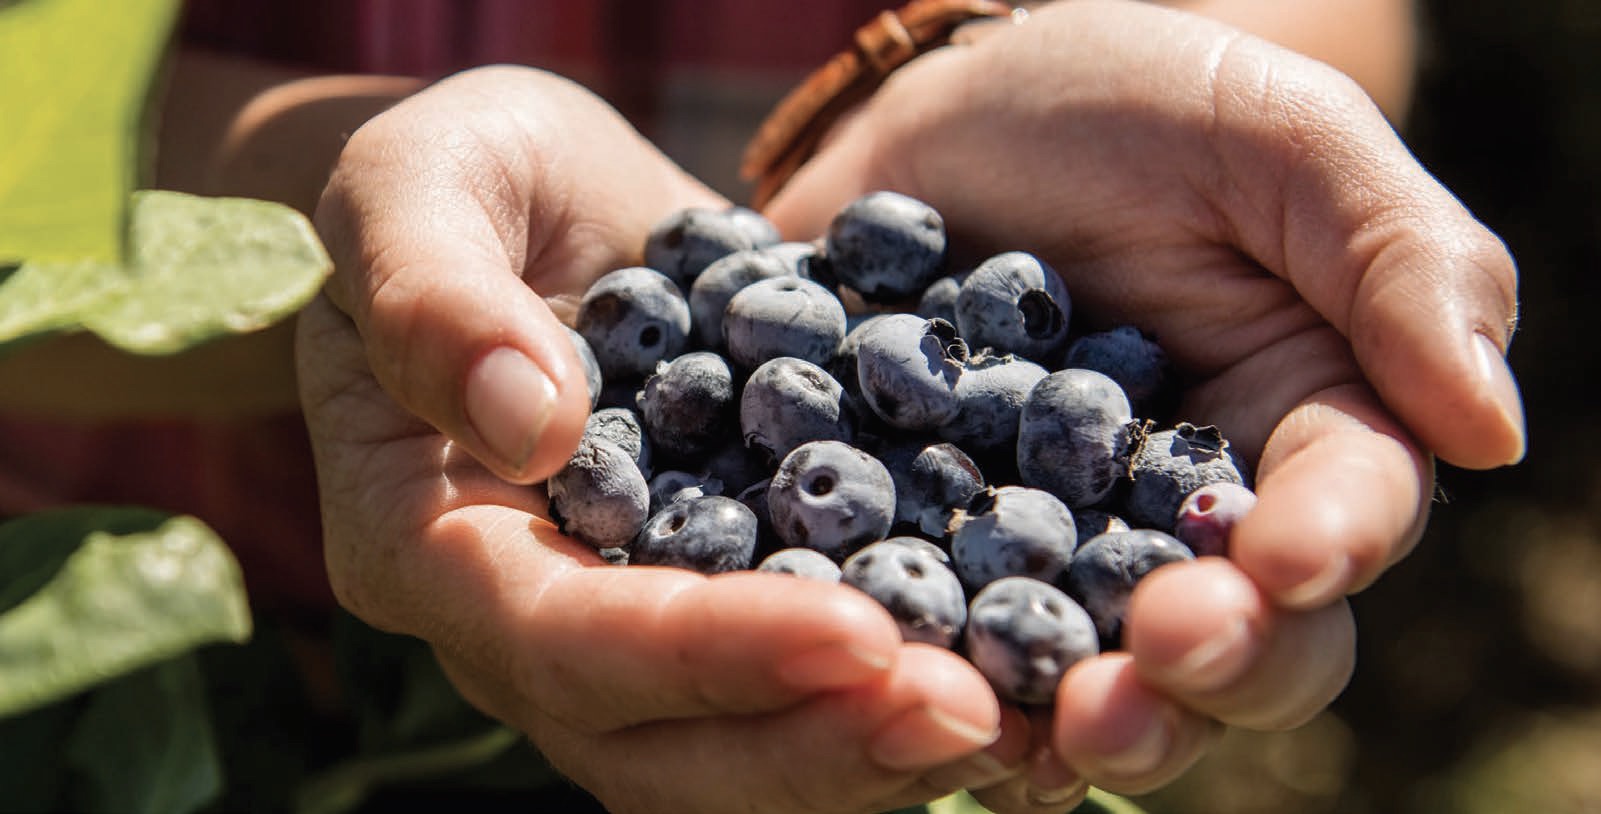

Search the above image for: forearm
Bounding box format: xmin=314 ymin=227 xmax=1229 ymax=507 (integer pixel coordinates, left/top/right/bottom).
xmin=1155 ymin=0 xmax=1417 ymax=121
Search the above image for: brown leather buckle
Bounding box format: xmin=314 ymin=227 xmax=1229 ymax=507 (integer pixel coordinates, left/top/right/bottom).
xmin=740 ymin=0 xmax=1016 ymax=209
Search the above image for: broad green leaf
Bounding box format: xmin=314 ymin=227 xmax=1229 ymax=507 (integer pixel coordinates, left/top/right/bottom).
xmin=0 ymin=0 xmax=181 ymax=263
xmin=0 ymin=694 xmax=78 ymax=810
xmin=0 ymin=508 xmax=252 ymax=715
xmin=0 ymin=190 xmax=333 ymax=356
xmin=65 ymin=656 xmax=224 ymax=814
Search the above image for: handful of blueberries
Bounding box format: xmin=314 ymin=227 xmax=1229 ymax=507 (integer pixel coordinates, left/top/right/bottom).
xmin=547 ymin=191 xmax=1260 ymax=705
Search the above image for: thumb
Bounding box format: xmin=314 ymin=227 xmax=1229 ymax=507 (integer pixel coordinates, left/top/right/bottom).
xmin=313 ymin=65 xmax=725 ymax=483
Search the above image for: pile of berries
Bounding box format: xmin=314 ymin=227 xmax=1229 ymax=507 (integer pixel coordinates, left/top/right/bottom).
xmin=546 ymin=191 xmax=1259 ymax=705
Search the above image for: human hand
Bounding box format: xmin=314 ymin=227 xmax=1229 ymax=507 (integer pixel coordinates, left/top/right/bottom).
xmin=299 ymin=65 xmax=1047 ymax=813
xmin=763 ymin=0 xmax=1523 ymax=804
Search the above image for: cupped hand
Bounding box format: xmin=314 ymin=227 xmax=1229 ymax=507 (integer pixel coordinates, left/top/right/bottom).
xmin=299 ymin=65 xmax=1045 ymax=814
xmin=763 ymin=0 xmax=1523 ymax=800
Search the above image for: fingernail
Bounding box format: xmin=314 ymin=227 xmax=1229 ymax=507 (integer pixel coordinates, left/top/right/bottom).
xmin=1472 ymin=332 xmax=1527 ymax=465
xmin=776 ymin=641 xmax=891 ymax=690
xmin=1279 ymin=552 xmax=1353 ymax=609
xmin=1165 ymin=616 xmax=1253 ymax=692
xmin=465 ymin=347 xmax=557 ymax=474
xmin=869 ymin=704 xmax=998 ymax=771
xmin=1092 ymin=716 xmax=1171 ymax=776
xmin=1026 ymin=750 xmax=1084 ymax=806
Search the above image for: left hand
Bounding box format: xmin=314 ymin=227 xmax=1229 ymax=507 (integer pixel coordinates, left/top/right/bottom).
xmin=763 ymin=0 xmax=1523 ymax=804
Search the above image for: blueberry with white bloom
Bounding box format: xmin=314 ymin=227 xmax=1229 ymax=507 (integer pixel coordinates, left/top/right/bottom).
xmin=854 ymin=314 xmax=967 ymax=431
xmin=757 ymin=547 xmax=843 ymax=582
xmin=636 ymin=351 xmax=736 ymax=462
xmin=1063 ymin=529 xmax=1195 ymax=648
xmin=1125 ymin=423 xmax=1252 ymax=532
xmin=644 ymin=207 xmax=762 ymax=289
xmin=825 ymin=191 xmax=947 ymax=303
xmin=723 ymin=276 xmax=847 ymax=370
xmin=842 ymin=540 xmax=967 ymax=648
xmin=546 ymin=437 xmax=650 ymax=551
xmin=688 ymin=248 xmax=795 ymax=349
xmin=575 ymin=266 xmax=691 ymax=381
xmin=739 ymin=357 xmax=856 ymax=465
xmin=630 ymin=495 xmax=758 ymax=575
xmin=768 ymin=440 xmax=896 ymax=561
xmin=955 ymin=251 xmax=1072 ymax=364
xmin=950 ymin=486 xmax=1078 ymax=592
xmin=940 ymin=350 xmax=1049 ymax=456
xmin=965 ymin=577 xmax=1099 ymax=705
xmin=1016 ymin=368 xmax=1137 ymax=509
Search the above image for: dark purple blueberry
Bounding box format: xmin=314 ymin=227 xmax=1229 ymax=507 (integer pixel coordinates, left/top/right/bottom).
xmin=630 ymin=495 xmax=758 ymax=575
xmin=825 ymin=191 xmax=947 ymax=303
xmin=882 ymin=535 xmax=953 ymax=566
xmin=1125 ymin=423 xmax=1252 ymax=532
xmin=1063 ymin=529 xmax=1195 ymax=648
xmin=582 ymin=407 xmax=651 ymax=478
xmin=546 ymin=437 xmax=650 ymax=550
xmin=702 ymin=440 xmax=772 ymax=496
xmin=950 ymin=486 xmax=1078 ymax=593
xmin=739 ymin=357 xmax=856 ymax=465
xmin=647 ymin=469 xmax=724 ymax=516
xmin=965 ymin=577 xmax=1099 ymax=705
xmin=757 ymin=547 xmax=843 ymax=581
xmin=636 ymin=351 xmax=736 ymax=462
xmin=688 ymin=248 xmax=796 ymax=350
xmin=1016 ymin=368 xmax=1137 ymax=509
xmin=940 ymin=350 xmax=1048 ymax=457
xmin=842 ymin=540 xmax=967 ymax=649
xmin=723 ymin=205 xmax=782 ymax=247
xmin=644 ymin=207 xmax=761 ymax=289
xmin=955 ymin=251 xmax=1072 ymax=364
xmin=768 ymin=440 xmax=896 ymax=561
xmin=722 ymin=276 xmax=847 ymax=370
xmin=915 ymin=270 xmax=971 ymax=326
xmin=1172 ymin=481 xmax=1258 ymax=558
xmin=1063 ymin=325 xmax=1172 ymax=417
xmin=575 ymin=266 xmax=691 ymax=381
xmin=855 ymin=314 xmax=967 ymax=431
xmin=889 ymin=442 xmax=987 ymax=540
xmin=1071 ymin=509 xmax=1131 ymax=549
xmin=565 ymin=325 xmax=604 ymax=410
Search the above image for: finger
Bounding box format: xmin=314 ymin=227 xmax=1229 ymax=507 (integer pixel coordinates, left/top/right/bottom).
xmin=1126 ymin=558 xmax=1357 ymax=731
xmin=313 ymin=65 xmax=724 ymax=483
xmin=1051 ymin=653 xmax=1220 ymax=795
xmin=1179 ymin=336 xmax=1434 ymax=603
xmin=1202 ymin=29 xmax=1524 ymax=469
xmin=540 ymin=645 xmax=1002 ymax=814
xmin=915 ymin=704 xmax=1032 ymax=798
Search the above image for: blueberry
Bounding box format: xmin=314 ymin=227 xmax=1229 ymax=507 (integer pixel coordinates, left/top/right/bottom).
xmin=1124 ymin=423 xmax=1251 ymax=532
xmin=965 ymin=577 xmax=1099 ymax=705
xmin=842 ymin=540 xmax=967 ymax=648
xmin=768 ymin=440 xmax=896 ymax=560
xmin=955 ymin=251 xmax=1072 ymax=364
xmin=1063 ymin=529 xmax=1195 ymax=648
xmin=854 ymin=314 xmax=967 ymax=431
xmin=636 ymin=351 xmax=736 ymax=462
xmin=768 ymin=240 xmax=832 ymax=286
xmin=546 ymin=437 xmax=650 ymax=550
xmin=1016 ymin=368 xmax=1137 ymax=509
xmin=701 ymin=440 xmax=772 ymax=497
xmin=644 ymin=207 xmax=761 ymax=289
xmin=886 ymin=442 xmax=987 ymax=540
xmin=1172 ymin=481 xmax=1258 ymax=558
xmin=575 ymin=266 xmax=691 ymax=381
xmin=565 ymin=325 xmax=604 ymax=410
xmin=582 ymin=407 xmax=652 ymax=478
xmin=1063 ymin=325 xmax=1172 ymax=417
xmin=723 ymin=205 xmax=782 ymax=247
xmin=1071 ymin=509 xmax=1131 ymax=549
xmin=881 ymin=535 xmax=953 ymax=566
xmin=739 ymin=357 xmax=856 ymax=465
xmin=825 ymin=191 xmax=947 ymax=303
xmin=940 ymin=350 xmax=1049 ymax=457
xmin=735 ymin=477 xmax=781 ymax=556
xmin=830 ymin=312 xmax=894 ymax=405
xmin=647 ymin=469 xmax=724 ymax=516
xmin=950 ymin=486 xmax=1077 ymax=593
xmin=688 ymin=248 xmax=795 ymax=350
xmin=915 ymin=270 xmax=971 ymax=326
xmin=756 ymin=547 xmax=843 ymax=581
xmin=630 ymin=495 xmax=758 ymax=575
xmin=722 ymin=276 xmax=847 ymax=370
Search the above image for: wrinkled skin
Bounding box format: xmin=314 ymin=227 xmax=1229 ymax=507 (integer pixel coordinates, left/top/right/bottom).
xmin=299 ymin=3 xmax=1521 ymax=812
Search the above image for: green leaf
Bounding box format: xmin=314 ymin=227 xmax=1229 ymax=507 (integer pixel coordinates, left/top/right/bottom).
xmin=0 ymin=0 xmax=182 ymax=264
xmin=0 ymin=190 xmax=333 ymax=356
xmin=0 ymin=695 xmax=80 ymax=810
xmin=0 ymin=508 xmax=252 ymax=716
xmin=64 ymin=655 xmax=224 ymax=814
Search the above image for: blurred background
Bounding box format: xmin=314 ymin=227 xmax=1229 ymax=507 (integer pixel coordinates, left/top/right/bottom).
xmin=1137 ymin=1 xmax=1601 ymax=811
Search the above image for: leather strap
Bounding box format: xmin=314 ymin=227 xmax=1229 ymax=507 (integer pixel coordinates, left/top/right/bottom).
xmin=740 ymin=0 xmax=1017 ymax=209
